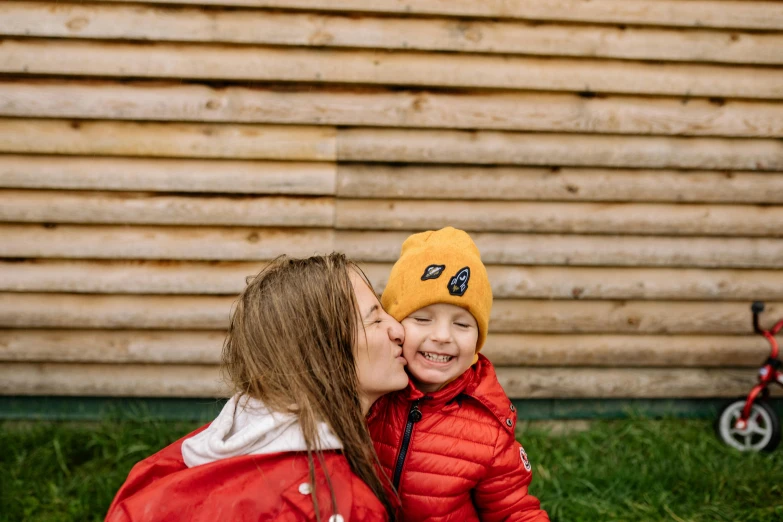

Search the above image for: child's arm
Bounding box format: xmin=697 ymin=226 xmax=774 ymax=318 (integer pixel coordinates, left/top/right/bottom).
xmin=473 ymin=427 xmax=549 ymax=522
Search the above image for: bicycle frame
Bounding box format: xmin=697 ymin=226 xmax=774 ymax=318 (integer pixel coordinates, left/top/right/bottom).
xmin=735 ymin=304 xmax=783 ymax=431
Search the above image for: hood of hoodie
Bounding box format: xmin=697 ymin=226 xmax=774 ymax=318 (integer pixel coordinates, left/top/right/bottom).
xmin=181 ymin=394 xmax=343 ymax=468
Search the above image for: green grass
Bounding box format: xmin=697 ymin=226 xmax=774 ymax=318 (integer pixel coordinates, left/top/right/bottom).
xmin=1 ymin=418 xmax=781 ymax=522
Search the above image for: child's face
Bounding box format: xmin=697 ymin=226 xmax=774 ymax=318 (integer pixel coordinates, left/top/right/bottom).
xmin=400 ymin=303 xmax=479 ymax=393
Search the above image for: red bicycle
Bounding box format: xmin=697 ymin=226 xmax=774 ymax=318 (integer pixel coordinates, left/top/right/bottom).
xmin=715 ymin=302 xmax=782 ymax=452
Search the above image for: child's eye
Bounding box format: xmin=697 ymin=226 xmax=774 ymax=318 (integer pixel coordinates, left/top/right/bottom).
xmin=414 ymin=317 xmax=430 ymax=323
xmin=455 ymin=322 xmax=470 ymax=328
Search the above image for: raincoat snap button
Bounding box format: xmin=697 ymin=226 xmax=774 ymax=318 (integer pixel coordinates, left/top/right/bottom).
xmin=329 ymin=515 xmax=345 ymax=522
xmin=510 ymin=404 xmax=516 ymax=412
xmin=298 ymin=483 xmax=311 ymax=495
xmin=505 ymin=418 xmax=513 ymax=427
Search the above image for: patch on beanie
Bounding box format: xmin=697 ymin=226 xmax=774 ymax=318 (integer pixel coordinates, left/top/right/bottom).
xmin=448 ymin=267 xmax=470 ymax=296
xmin=421 ymin=264 xmax=446 ymax=281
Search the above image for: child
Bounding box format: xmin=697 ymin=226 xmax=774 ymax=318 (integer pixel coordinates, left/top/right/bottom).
xmin=368 ymin=227 xmax=549 ymax=522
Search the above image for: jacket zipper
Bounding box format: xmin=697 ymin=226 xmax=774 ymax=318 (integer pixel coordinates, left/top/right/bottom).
xmin=392 ymin=401 xmax=422 ymax=491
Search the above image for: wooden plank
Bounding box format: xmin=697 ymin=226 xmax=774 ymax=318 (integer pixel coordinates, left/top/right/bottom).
xmin=88 ymin=0 xmax=783 ymax=31
xmin=0 ymin=293 xmax=234 ymax=329
xmin=0 ymin=225 xmax=334 ymax=260
xmin=0 ymin=362 xmax=774 ymax=398
xmin=5 ymin=261 xmax=783 ymax=301
xmin=1 ymin=329 xmax=768 ymax=367
xmin=4 ymin=2 xmax=782 ymax=64
xmin=0 ymin=330 xmax=224 ymax=363
xmin=0 ymin=190 xmax=335 ymax=227
xmin=489 ymin=300 xmax=783 ymax=335
xmin=0 ymin=119 xmax=336 ymax=160
xmin=0 ymin=260 xmax=268 ymax=295
xmin=0 ymin=155 xmax=336 ymax=194
xmin=337 ymin=165 xmax=783 ymax=204
xmin=0 ymin=363 xmax=227 ymax=397
xmin=337 ymin=200 xmax=783 ymax=237
xmin=483 ymin=334 xmax=769 ymax=367
xmin=361 ymin=265 xmax=783 ymax=302
xmin=337 ymin=129 xmax=783 ymax=170
xmin=2 ymin=225 xmax=782 ymax=268
xmin=3 ymin=39 xmax=783 ymax=99
xmin=2 ymin=293 xmax=781 ymax=334
xmin=495 ymin=367 xmax=780 ymax=399
xmin=4 ymin=81 xmax=783 ymax=138
xmin=341 ymin=232 xmax=783 ymax=269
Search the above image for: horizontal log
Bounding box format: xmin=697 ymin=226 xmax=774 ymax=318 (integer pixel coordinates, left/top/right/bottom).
xmin=0 ymin=155 xmax=335 ymax=194
xmin=361 ymin=265 xmax=783 ymax=302
xmin=0 ymin=190 xmax=335 ymax=227
xmin=337 ymin=200 xmax=783 ymax=237
xmin=494 ymin=367 xmax=781 ymax=399
xmin=6 ymin=260 xmax=783 ymax=301
xmin=0 ymin=225 xmax=334 ymax=260
xmin=489 ymin=301 xmax=783 ymax=335
xmin=483 ymin=334 xmax=769 ymax=367
xmin=1 ymin=329 xmax=769 ymax=367
xmin=2 ymin=293 xmax=781 ymax=334
xmin=0 ymin=260 xmax=268 ymax=295
xmin=0 ymin=362 xmax=775 ymax=398
xmin=337 ymin=165 xmax=783 ymax=204
xmin=3 ymin=225 xmax=782 ymax=268
xmin=3 ymin=119 xmax=781 ymax=170
xmin=0 ymin=363 xmax=228 ymax=397
xmin=20 ymin=157 xmax=783 ymax=204
xmin=0 ymin=293 xmax=236 ymax=330
xmin=336 ymin=129 xmax=783 ymax=170
xmin=9 ymin=189 xmax=781 ymax=237
xmin=0 ymin=330 xmax=224 ymax=363
xmin=4 ymin=80 xmax=783 ymax=138
xmin=3 ymin=39 xmax=782 ymax=99
xmin=4 ymin=2 xmax=782 ymax=64
xmin=88 ymin=0 xmax=783 ymax=31
xmin=0 ymin=119 xmax=335 ymax=160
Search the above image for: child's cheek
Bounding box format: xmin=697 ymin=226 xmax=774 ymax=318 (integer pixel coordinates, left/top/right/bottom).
xmin=400 ymin=322 xmax=420 ymax=360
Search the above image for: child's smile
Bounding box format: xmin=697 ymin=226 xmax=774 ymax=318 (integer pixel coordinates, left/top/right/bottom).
xmin=401 ymin=303 xmax=479 ymax=393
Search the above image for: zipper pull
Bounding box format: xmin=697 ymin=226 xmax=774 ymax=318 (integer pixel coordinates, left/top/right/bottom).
xmin=409 ymin=402 xmax=422 ymax=423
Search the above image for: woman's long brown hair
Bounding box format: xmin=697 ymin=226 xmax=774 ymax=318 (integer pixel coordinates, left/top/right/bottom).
xmin=222 ymin=253 xmax=396 ymax=520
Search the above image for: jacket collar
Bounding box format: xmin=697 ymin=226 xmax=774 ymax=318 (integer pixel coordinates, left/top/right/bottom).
xmin=390 ymin=355 xmax=516 ymax=433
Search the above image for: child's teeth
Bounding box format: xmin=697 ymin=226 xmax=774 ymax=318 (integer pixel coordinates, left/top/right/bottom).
xmin=423 ymin=352 xmax=452 ymax=362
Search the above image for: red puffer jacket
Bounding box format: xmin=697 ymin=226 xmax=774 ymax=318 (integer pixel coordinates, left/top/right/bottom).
xmin=367 ymin=355 xmax=549 ymax=522
xmin=106 ymin=425 xmax=388 ymax=522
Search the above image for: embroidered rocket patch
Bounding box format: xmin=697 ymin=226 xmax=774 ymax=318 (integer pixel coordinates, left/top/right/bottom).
xmin=421 ymin=264 xmax=446 ymax=281
xmin=448 ymin=267 xmax=470 ymax=296
xmin=519 ymin=446 xmax=531 ymax=472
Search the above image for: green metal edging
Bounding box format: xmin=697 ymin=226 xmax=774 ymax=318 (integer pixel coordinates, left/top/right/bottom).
xmin=2 ymin=396 xmax=782 ymax=422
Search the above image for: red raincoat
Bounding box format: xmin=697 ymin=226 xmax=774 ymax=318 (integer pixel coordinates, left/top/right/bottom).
xmin=105 ymin=426 xmax=388 ymax=522
xmin=367 ymin=355 xmax=549 ymax=521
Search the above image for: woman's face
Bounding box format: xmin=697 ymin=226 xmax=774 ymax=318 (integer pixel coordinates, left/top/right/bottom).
xmin=350 ymin=271 xmax=408 ymax=414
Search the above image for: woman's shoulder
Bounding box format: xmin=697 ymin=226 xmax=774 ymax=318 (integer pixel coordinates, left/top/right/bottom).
xmin=107 ymin=448 xmax=386 ymax=522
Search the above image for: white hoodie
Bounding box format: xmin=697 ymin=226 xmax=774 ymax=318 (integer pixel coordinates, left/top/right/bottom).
xmin=181 ymin=394 xmax=343 ymax=468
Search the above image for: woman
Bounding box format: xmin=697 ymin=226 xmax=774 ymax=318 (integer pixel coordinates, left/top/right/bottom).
xmin=106 ymin=254 xmax=408 ymax=521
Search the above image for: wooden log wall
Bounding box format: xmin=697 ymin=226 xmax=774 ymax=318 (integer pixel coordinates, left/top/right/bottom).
xmin=1 ymin=0 xmax=782 ymax=401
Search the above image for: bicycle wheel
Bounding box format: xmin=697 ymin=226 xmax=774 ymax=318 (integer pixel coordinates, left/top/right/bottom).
xmin=715 ymin=399 xmax=781 ymax=452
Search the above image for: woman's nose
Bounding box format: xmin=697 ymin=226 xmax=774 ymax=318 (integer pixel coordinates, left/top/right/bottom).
xmin=388 ymin=317 xmax=405 ymax=345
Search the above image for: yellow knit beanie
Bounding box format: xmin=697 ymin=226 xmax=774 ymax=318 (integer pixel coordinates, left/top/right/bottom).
xmin=381 ymin=227 xmax=493 ymax=353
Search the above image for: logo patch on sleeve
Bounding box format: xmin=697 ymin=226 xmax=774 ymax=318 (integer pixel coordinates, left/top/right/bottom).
xmin=519 ymin=446 xmax=531 ymax=472
xmin=447 ymin=267 xmax=470 ymax=296
xmin=421 ymin=264 xmax=446 ymax=281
